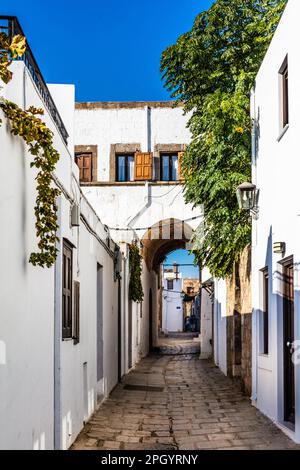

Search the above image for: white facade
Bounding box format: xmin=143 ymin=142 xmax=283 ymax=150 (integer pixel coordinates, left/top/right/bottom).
xmin=162 ymin=273 xmax=183 ymax=333
xmin=74 ymin=101 xmax=203 ymax=362
xmin=0 ymin=62 xmax=124 ymax=449
xmin=251 ymin=0 xmax=300 ymax=443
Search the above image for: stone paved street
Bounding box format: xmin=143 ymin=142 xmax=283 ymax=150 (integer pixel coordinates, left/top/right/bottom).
xmin=72 ymin=337 xmax=300 ymax=451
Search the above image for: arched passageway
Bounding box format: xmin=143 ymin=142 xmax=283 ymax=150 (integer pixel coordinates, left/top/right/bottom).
xmin=140 ymin=218 xmax=200 ymax=352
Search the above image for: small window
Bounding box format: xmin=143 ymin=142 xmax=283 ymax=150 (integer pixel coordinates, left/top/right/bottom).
xmin=261 ymin=267 xmax=269 ymax=355
xmin=187 ymin=286 xmax=194 ymax=295
xmin=116 ymin=154 xmax=134 ymax=182
xmin=161 ymin=154 xmax=179 ymax=181
xmin=279 ymin=56 xmax=289 ymax=130
xmin=62 ymin=240 xmax=73 ymax=339
xmin=167 ymin=279 xmax=174 ymax=291
xmin=75 ymin=153 xmax=93 ymax=183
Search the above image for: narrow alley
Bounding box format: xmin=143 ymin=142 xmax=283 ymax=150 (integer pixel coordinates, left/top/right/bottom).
xmin=72 ymin=336 xmax=300 ymax=451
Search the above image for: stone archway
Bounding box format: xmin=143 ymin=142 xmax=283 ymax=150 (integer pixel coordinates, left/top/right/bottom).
xmin=140 ymin=218 xmax=196 ymax=347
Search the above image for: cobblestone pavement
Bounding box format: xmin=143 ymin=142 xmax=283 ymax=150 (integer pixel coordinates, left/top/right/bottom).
xmin=72 ymin=339 xmax=300 ymax=451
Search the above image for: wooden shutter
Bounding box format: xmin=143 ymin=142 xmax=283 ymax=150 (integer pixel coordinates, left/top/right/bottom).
xmin=73 ymin=281 xmax=80 ymax=345
xmin=62 ymin=241 xmax=73 ymax=339
xmin=134 ymin=152 xmax=153 ymax=181
xmin=75 ymin=153 xmax=92 ymax=182
xmin=178 ymin=151 xmax=185 ymax=181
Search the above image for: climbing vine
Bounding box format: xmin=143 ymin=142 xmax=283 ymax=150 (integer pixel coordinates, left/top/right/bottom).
xmin=0 ymin=32 xmax=61 ymax=268
xmin=129 ymin=243 xmax=144 ymax=302
xmin=0 ymin=32 xmax=26 ymax=84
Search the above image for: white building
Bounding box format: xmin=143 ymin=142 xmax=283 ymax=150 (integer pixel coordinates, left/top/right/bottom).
xmin=251 ymin=0 xmax=300 ymax=443
xmin=0 ymin=17 xmax=125 ymax=450
xmin=162 ymin=272 xmax=183 ymax=333
xmin=74 ymin=100 xmax=203 ymax=361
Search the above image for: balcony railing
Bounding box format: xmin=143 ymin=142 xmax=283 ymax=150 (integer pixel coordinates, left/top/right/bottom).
xmin=0 ymin=15 xmax=69 ymax=145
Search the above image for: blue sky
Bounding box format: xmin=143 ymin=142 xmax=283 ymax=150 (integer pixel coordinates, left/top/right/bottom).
xmin=1 ymin=0 xmax=214 ymax=101
xmin=165 ymin=249 xmax=199 ymax=279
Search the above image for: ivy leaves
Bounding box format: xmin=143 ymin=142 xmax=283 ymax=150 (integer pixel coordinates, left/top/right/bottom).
xmin=0 ymin=33 xmax=26 ymax=84
xmin=161 ymin=0 xmax=287 ymax=278
xmin=129 ymin=244 xmax=144 ymax=303
xmin=0 ymin=100 xmax=60 ymax=268
xmin=0 ymin=31 xmax=60 ymax=268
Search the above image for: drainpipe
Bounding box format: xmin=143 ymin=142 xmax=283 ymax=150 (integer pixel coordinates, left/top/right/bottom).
xmin=54 ymin=196 xmax=62 ymax=449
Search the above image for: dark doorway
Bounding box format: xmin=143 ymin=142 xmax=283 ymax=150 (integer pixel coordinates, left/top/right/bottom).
xmin=282 ymin=257 xmax=295 ymax=425
xmin=149 ymin=289 xmax=153 ymax=352
xmin=117 ymin=277 xmax=122 ymax=381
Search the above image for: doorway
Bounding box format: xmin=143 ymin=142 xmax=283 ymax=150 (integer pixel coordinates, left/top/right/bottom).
xmin=282 ymin=257 xmax=295 ymax=425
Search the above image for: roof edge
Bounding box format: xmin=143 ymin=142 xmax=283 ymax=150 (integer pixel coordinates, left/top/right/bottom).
xmin=75 ymin=101 xmax=183 ymax=110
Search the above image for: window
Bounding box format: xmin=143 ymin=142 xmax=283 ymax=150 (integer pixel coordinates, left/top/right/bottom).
xmin=167 ymin=279 xmax=174 ymax=290
xmin=261 ymin=267 xmax=269 ymax=355
xmin=62 ymin=240 xmax=73 ymax=339
xmin=75 ymin=153 xmax=92 ymax=182
xmin=75 ymin=145 xmax=98 ymax=183
xmin=279 ymin=56 xmax=289 ymax=130
xmin=116 ymin=154 xmax=134 ymax=182
xmin=161 ymin=154 xmax=179 ymax=181
xmin=187 ymin=286 xmax=194 ymax=295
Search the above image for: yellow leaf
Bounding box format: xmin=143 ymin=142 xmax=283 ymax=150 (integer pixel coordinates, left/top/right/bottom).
xmin=9 ymin=35 xmax=26 ymax=58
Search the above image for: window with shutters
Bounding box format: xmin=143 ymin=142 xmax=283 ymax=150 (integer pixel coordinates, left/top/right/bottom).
xmin=116 ymin=154 xmax=135 ymax=182
xmin=160 ymin=153 xmax=179 ymax=181
xmin=74 ymin=145 xmax=98 ymax=183
xmin=62 ymin=240 xmax=73 ymax=339
xmin=75 ymin=153 xmax=93 ymax=182
xmin=167 ymin=279 xmax=174 ymax=291
xmin=279 ymin=56 xmax=289 ymax=133
xmin=134 ymin=152 xmax=153 ymax=181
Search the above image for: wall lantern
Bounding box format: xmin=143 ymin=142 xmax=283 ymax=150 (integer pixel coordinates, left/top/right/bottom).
xmin=236 ymin=182 xmax=259 ymax=219
xmin=273 ymin=242 xmax=286 ymax=255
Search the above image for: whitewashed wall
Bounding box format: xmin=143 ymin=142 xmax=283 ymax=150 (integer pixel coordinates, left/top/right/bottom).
xmin=162 ymin=276 xmax=183 ymax=333
xmin=0 ymin=62 xmax=122 ymax=449
xmin=251 ymin=0 xmax=300 ymax=443
xmin=213 ymin=279 xmax=227 ymax=376
xmin=75 ymin=104 xmax=191 ymax=181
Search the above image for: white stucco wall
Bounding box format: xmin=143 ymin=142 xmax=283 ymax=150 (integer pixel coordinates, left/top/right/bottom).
xmin=75 ymin=104 xmax=191 ymax=181
xmin=200 ymin=288 xmax=213 ymax=359
xmin=0 ymin=62 xmax=123 ymax=449
xmin=82 ymin=184 xmax=202 ymax=245
xmin=162 ymin=276 xmax=183 ymax=333
xmin=251 ymin=0 xmax=300 ymax=442
xmin=213 ymin=279 xmax=227 ymax=376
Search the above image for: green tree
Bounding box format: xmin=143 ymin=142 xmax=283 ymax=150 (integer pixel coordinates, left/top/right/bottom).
xmin=161 ymin=0 xmax=287 ymax=278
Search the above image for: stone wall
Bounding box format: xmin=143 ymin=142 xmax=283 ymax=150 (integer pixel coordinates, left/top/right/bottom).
xmin=226 ymin=246 xmax=252 ymax=396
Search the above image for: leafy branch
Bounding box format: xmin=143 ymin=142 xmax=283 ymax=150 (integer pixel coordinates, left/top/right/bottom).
xmin=0 ymin=32 xmax=26 ymax=83
xmin=129 ymin=243 xmax=144 ymax=302
xmin=0 ymin=32 xmax=61 ymax=268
